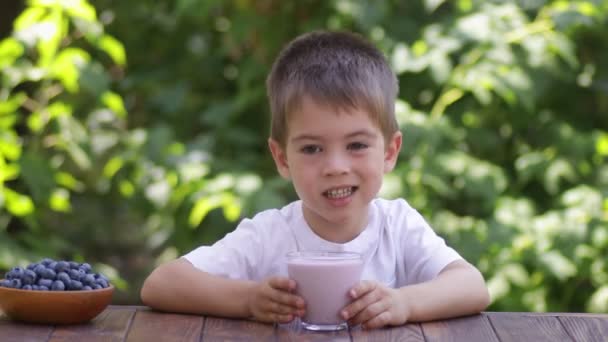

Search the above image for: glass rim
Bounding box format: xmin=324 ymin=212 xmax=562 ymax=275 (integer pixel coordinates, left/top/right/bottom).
xmin=286 ymin=251 xmax=361 ymax=261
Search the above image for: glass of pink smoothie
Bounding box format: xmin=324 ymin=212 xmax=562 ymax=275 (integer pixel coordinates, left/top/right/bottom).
xmin=286 ymin=251 xmax=363 ymax=331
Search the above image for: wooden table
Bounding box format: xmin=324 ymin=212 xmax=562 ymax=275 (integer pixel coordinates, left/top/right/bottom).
xmin=1 ymin=306 xmax=607 ymax=341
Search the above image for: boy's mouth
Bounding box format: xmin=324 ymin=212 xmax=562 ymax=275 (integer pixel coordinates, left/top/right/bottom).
xmin=323 ymin=186 xmax=358 ymax=199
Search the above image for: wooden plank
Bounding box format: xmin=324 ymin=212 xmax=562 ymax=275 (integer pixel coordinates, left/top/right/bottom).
xmin=46 ymin=306 xmax=135 ymax=342
xmin=125 ymin=309 xmax=203 ymax=342
xmin=203 ymin=316 xmax=275 ymax=341
xmin=351 ymin=323 xmax=425 ymax=342
xmin=0 ymin=316 xmax=53 ymax=342
xmin=275 ymin=320 xmax=351 ymax=341
xmin=487 ymin=312 xmax=572 ymax=342
xmin=421 ymin=314 xmax=499 ymax=342
xmin=558 ymin=315 xmax=608 ymax=342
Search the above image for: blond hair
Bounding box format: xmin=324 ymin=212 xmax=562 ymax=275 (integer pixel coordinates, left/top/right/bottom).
xmin=266 ymin=30 xmax=399 ymax=147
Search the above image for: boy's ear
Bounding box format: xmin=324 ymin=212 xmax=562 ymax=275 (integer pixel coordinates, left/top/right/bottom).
xmin=384 ymin=131 xmax=402 ymax=173
xmin=268 ymin=138 xmax=291 ymax=180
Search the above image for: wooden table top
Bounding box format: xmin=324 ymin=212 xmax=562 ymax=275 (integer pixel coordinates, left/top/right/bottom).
xmin=1 ymin=306 xmax=607 ymax=341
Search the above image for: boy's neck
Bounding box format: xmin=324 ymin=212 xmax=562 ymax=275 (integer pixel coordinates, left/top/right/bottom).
xmin=302 ymin=205 xmax=370 ymax=244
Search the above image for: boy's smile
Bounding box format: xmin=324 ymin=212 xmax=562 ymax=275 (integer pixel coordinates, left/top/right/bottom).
xmin=269 ymin=97 xmax=402 ymax=242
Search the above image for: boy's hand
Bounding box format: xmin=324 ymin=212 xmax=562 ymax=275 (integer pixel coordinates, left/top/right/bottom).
xmin=341 ymin=281 xmax=409 ymax=329
xmin=247 ymin=276 xmax=306 ymax=324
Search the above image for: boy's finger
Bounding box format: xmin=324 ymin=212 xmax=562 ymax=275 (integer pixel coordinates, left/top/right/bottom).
xmin=341 ymin=288 xmax=380 ymax=320
xmin=347 ymin=300 xmax=384 ymax=325
xmin=273 ymin=288 xmax=305 ymax=309
xmin=360 ymin=311 xmax=391 ymax=330
xmin=268 ymin=276 xmax=296 ymax=291
xmin=269 ymin=301 xmax=299 ymax=315
xmin=349 ymin=280 xmax=376 ymax=299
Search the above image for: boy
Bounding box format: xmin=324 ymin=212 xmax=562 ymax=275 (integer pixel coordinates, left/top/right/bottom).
xmin=141 ymin=31 xmax=490 ymax=329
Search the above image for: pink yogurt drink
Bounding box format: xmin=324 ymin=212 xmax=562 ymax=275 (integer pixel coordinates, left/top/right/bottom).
xmin=286 ymin=251 xmax=363 ymax=331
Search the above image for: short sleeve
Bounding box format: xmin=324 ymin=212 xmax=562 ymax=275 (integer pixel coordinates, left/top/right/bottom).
xmin=182 ymin=218 xmax=263 ymax=280
xmin=390 ymin=200 xmax=462 ymax=284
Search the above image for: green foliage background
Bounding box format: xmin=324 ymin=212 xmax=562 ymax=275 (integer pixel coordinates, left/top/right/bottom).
xmin=1 ymin=0 xmax=607 ymax=311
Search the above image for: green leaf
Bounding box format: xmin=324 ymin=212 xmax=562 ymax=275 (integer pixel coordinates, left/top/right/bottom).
xmin=101 ymin=91 xmax=126 ymax=117
xmin=0 ymin=131 xmax=22 ymax=161
xmin=2 ymin=188 xmax=34 ymax=217
xmin=424 ymin=0 xmax=448 ymax=13
xmin=596 ymin=133 xmax=608 ymax=156
xmin=103 ymin=156 xmax=124 ymax=179
xmin=0 ymin=162 xmax=20 ymax=183
xmin=587 ymin=286 xmax=608 ymax=313
xmin=36 ymin=11 xmax=64 ymax=66
xmin=19 ymin=152 xmax=55 ymax=202
xmin=221 ymin=192 xmax=241 ymax=222
xmin=98 ymin=35 xmax=126 ymax=66
xmin=189 ymin=194 xmax=222 ymax=228
xmin=49 ymin=188 xmax=70 ymax=212
xmin=119 ymin=180 xmax=134 ymax=197
xmin=54 ymin=172 xmax=84 ymax=192
xmin=540 ymin=250 xmax=576 ymax=280
xmin=14 ymin=6 xmax=47 ymax=31
xmin=64 ymin=0 xmax=97 ymax=21
xmin=51 ymin=48 xmax=91 ymax=93
xmin=544 ymin=158 xmax=576 ymax=194
xmin=0 ymin=38 xmax=24 ymax=68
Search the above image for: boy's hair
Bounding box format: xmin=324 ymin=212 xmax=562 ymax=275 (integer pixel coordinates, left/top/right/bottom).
xmin=266 ymin=30 xmax=399 ymax=147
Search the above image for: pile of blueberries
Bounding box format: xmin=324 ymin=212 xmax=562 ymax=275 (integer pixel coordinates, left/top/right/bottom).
xmin=0 ymin=258 xmax=111 ymax=291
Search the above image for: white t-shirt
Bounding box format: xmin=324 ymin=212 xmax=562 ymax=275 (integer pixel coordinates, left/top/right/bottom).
xmin=183 ymin=198 xmax=462 ymax=288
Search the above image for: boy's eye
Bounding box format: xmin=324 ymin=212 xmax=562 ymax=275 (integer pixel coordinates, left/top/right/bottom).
xmin=348 ymin=142 xmax=368 ymax=150
xmin=300 ymin=145 xmax=322 ymax=154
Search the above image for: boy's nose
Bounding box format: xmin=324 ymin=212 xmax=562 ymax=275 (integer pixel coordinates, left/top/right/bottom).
xmin=323 ymin=153 xmax=350 ymax=176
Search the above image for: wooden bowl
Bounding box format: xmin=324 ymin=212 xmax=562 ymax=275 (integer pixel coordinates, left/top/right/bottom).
xmin=0 ymin=281 xmax=114 ymax=324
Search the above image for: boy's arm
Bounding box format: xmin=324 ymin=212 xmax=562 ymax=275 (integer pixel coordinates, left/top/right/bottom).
xmin=140 ymin=258 xmax=305 ymax=322
xmin=343 ymin=259 xmax=489 ymax=328
xmin=398 ymin=259 xmax=490 ymax=322
xmin=140 ymin=258 xmax=255 ymax=317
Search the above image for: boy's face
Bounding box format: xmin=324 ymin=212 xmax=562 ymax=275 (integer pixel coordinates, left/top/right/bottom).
xmin=268 ymin=97 xmax=402 ymax=240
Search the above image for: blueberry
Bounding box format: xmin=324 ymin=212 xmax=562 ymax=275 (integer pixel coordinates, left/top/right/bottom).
xmin=21 ymin=269 xmax=37 ymax=285
xmin=68 ymin=269 xmax=81 ymax=280
xmin=82 ymin=285 xmax=92 ymax=291
xmin=69 ymin=261 xmax=79 ymax=269
xmin=41 ymin=258 xmax=54 ymax=266
xmin=57 ymin=271 xmax=71 ymax=284
xmin=38 ymin=285 xmax=49 ymax=291
xmin=68 ymin=280 xmax=83 ymax=290
xmin=76 ymin=269 xmax=87 ymax=281
xmin=37 ymin=278 xmax=53 ymax=288
xmin=96 ymin=278 xmax=109 ymax=288
xmin=51 ymin=280 xmax=65 ymax=291
xmin=34 ymin=264 xmax=47 ymax=277
xmin=26 ymin=263 xmax=39 ymax=271
xmin=6 ymin=267 xmax=23 ymax=280
xmin=83 ymin=274 xmax=96 ymax=286
xmin=10 ymin=278 xmax=21 ymax=289
xmin=22 ymin=284 xmax=33 ymax=290
xmin=0 ymin=279 xmax=11 ymax=287
xmin=81 ymin=263 xmax=92 ymax=272
xmin=55 ymin=261 xmax=70 ymax=273
xmin=92 ymin=284 xmax=102 ymax=290
xmin=48 ymin=261 xmax=57 ymax=271
xmin=41 ymin=267 xmax=56 ymax=280
xmin=31 ymin=285 xmax=39 ymax=290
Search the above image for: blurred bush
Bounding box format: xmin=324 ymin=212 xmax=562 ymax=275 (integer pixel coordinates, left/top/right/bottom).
xmin=0 ymin=0 xmax=606 ymax=311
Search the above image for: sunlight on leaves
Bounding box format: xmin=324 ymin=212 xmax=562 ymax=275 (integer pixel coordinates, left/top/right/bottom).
xmin=3 ymin=188 xmax=34 ymax=216
xmin=101 ymin=91 xmax=126 ymax=117
xmin=49 ymin=188 xmax=71 ymax=212
xmin=588 ymin=286 xmax=608 ymax=313
xmin=540 ymin=250 xmax=576 ymax=280
xmin=98 ymin=35 xmax=126 ymax=66
xmin=51 ymin=48 xmax=91 ymax=93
